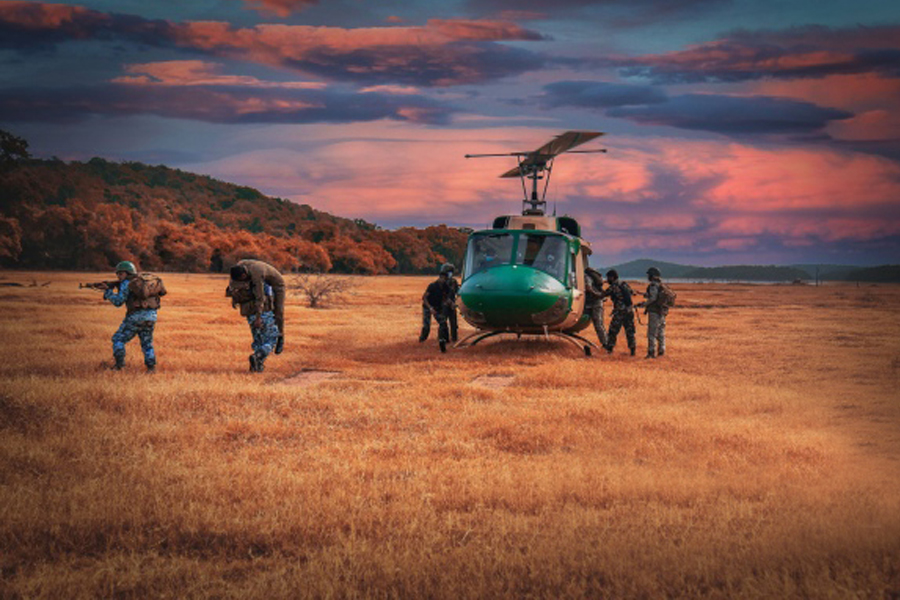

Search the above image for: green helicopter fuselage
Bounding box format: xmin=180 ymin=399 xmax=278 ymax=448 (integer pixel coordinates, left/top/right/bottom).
xmin=457 ymin=216 xmax=593 ymax=335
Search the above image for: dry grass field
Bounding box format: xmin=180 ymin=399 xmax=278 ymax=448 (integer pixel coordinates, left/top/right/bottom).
xmin=1 ymin=271 xmax=899 ymax=598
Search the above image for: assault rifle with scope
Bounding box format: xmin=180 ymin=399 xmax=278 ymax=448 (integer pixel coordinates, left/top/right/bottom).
xmin=79 ymin=280 xmax=119 ymax=291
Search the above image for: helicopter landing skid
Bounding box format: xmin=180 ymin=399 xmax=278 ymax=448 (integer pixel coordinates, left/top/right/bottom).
xmin=454 ymin=330 xmax=600 ymax=356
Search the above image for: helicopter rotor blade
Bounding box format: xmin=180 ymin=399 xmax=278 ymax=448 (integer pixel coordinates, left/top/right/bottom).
xmin=532 ymin=131 xmax=604 ymax=159
xmin=464 ymin=152 xmax=529 ymax=158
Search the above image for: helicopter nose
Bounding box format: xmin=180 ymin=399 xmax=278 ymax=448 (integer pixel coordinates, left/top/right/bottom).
xmin=459 ymin=265 xmax=568 ymax=327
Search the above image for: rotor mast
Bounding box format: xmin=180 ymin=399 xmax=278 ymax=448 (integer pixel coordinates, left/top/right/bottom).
xmin=465 ymin=131 xmax=606 ymax=216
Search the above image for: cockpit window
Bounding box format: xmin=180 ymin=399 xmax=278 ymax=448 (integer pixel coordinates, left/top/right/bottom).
xmin=515 ymin=234 xmax=568 ymax=282
xmin=464 ymin=233 xmax=515 ymax=278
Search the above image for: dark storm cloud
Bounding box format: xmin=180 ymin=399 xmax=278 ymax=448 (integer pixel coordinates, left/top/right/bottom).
xmin=617 ymin=24 xmax=900 ymax=83
xmin=607 ymin=94 xmax=853 ymax=134
xmin=283 ymin=42 xmax=543 ymax=87
xmin=0 ymin=3 xmax=547 ymax=86
xmin=539 ymin=80 xmax=667 ymax=108
xmin=0 ymin=2 xmax=175 ymax=50
xmin=0 ymin=84 xmax=456 ymax=125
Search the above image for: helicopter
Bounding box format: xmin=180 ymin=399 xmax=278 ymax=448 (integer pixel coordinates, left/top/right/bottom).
xmin=454 ymin=131 xmax=607 ymax=355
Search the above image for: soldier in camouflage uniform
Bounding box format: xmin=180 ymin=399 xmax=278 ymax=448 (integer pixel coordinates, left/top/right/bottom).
xmin=443 ymin=263 xmax=460 ymax=343
xmin=420 ymin=264 xmax=453 ymax=353
xmin=102 ymin=260 xmax=166 ymax=372
xmin=636 ymin=266 xmax=668 ymax=358
xmin=231 ymin=259 xmax=286 ymax=354
xmin=227 ymin=276 xmax=279 ymax=372
xmin=599 ymin=268 xmax=636 ymax=356
xmin=584 ymin=267 xmax=607 ymax=347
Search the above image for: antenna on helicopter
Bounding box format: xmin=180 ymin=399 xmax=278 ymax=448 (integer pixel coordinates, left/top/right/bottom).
xmin=465 ymin=131 xmax=606 ymax=216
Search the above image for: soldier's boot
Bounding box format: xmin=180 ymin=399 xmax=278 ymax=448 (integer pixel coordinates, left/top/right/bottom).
xmin=604 ymin=344 xmax=613 ymax=354
xmin=439 ymin=340 xmax=447 ymax=353
xmin=629 ymin=346 xmax=636 ymax=356
xmin=112 ymin=354 xmax=125 ymax=370
xmin=145 ymin=360 xmax=156 ymax=373
xmin=657 ymin=348 xmax=665 ymax=357
xmin=275 ymin=335 xmax=284 ymax=355
xmin=644 ymin=350 xmax=656 ymax=359
xmin=249 ymin=353 xmax=260 ymax=372
xmin=255 ymin=353 xmax=267 ymax=372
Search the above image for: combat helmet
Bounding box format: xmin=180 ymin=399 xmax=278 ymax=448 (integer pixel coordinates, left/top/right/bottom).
xmin=605 ymin=268 xmax=619 ymax=281
xmin=647 ymin=266 xmax=661 ymax=278
xmin=440 ymin=262 xmax=455 ymax=275
xmin=115 ymin=260 xmax=137 ymax=275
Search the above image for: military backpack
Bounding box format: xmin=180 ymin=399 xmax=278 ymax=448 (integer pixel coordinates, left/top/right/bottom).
xmin=657 ymin=282 xmax=676 ymax=308
xmin=126 ymin=273 xmax=166 ymax=311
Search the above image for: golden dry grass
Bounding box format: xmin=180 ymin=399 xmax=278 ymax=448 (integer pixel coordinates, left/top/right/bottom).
xmin=1 ymin=272 xmax=899 ymax=598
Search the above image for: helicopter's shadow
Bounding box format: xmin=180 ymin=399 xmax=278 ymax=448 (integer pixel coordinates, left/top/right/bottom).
xmin=348 ymin=335 xmax=587 ymax=365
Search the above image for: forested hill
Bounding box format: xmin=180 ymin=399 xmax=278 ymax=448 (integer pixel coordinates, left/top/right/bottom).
xmin=0 ymin=157 xmax=469 ymax=274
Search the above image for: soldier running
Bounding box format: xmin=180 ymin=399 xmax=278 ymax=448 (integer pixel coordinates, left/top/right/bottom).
xmin=230 ymin=259 xmax=286 ymax=354
xmin=600 ymin=268 xmax=636 ymax=356
xmin=102 ymin=260 xmax=167 ymax=372
xmin=420 ymin=264 xmax=453 ymax=353
xmin=636 ymin=266 xmax=668 ymax=358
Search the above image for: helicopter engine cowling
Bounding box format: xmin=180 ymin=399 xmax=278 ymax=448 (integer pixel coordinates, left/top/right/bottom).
xmin=458 ymin=265 xmax=570 ymax=331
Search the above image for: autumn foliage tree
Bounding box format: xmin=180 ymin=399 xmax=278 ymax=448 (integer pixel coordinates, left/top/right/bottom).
xmin=0 ymin=151 xmax=469 ymax=274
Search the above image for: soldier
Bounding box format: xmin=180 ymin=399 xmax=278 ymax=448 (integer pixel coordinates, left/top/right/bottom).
xmin=102 ymin=260 xmax=167 ymax=372
xmin=419 ymin=264 xmax=452 ymax=353
xmin=600 ymin=268 xmax=636 ymax=356
xmin=584 ymin=267 xmax=607 ymax=347
xmin=636 ymin=266 xmax=668 ymax=358
xmin=231 ymin=259 xmax=286 ymax=354
xmin=227 ymin=274 xmax=279 ymax=373
xmin=443 ymin=263 xmax=460 ymax=343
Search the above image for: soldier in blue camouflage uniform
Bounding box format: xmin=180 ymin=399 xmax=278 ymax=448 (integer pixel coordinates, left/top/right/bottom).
xmin=247 ymin=284 xmax=279 ymax=372
xmin=599 ymin=268 xmax=636 ymax=356
xmin=227 ymin=274 xmax=280 ymax=372
xmin=102 ymin=260 xmax=163 ymax=372
xmin=636 ymin=266 xmax=668 ymax=358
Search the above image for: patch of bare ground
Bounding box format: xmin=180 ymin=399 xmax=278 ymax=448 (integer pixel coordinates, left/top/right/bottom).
xmin=1 ymin=275 xmax=899 ymax=598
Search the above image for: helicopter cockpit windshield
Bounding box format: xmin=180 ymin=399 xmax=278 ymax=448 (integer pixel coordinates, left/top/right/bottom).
xmin=464 ymin=231 xmax=570 ymax=283
xmin=464 ymin=233 xmax=515 ymax=277
xmin=516 ymin=233 xmax=567 ymax=282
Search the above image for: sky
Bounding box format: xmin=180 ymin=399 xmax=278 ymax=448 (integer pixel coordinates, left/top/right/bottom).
xmin=1 ymin=0 xmax=899 ymax=266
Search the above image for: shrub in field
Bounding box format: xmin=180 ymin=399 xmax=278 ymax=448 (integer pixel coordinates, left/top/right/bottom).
xmin=291 ymin=272 xmax=356 ymax=308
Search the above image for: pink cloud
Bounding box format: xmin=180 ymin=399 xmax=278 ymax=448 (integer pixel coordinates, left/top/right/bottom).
xmin=113 ymin=60 xmax=327 ymax=89
xmin=242 ymin=0 xmax=317 ymax=18
xmin=0 ymin=1 xmax=92 ymax=27
xmin=0 ymin=4 xmax=546 ymax=86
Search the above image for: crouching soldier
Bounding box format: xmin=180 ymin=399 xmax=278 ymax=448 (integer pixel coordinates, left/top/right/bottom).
xmin=419 ymin=264 xmax=452 ymax=353
xmin=103 ymin=260 xmax=167 ymax=372
xmin=227 ymin=271 xmax=280 ymax=372
xmin=231 ymin=259 xmax=286 ymax=354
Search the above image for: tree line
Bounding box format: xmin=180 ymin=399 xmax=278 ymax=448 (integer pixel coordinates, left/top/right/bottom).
xmin=0 ymin=134 xmax=469 ymax=274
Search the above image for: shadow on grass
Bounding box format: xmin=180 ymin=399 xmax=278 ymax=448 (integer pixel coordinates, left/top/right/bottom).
xmin=348 ymin=335 xmax=591 ymax=365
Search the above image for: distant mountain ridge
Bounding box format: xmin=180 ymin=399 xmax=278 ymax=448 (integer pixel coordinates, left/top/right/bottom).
xmin=606 ymin=258 xmax=900 ymax=283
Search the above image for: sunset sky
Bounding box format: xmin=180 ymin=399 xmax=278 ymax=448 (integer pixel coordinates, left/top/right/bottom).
xmin=2 ymin=0 xmax=899 ymax=266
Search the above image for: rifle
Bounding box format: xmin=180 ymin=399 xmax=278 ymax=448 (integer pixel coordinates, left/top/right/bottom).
xmin=79 ymin=280 xmax=119 ymax=291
